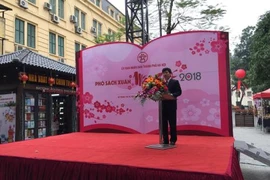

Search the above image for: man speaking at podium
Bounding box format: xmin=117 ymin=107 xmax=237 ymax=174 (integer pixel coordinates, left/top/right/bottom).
xmin=162 ymin=67 xmax=182 ymax=145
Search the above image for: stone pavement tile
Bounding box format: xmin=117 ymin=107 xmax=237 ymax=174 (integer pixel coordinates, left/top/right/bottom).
xmin=234 ymin=126 xmax=270 ymax=180
xmin=241 ymin=164 xmax=270 ymax=180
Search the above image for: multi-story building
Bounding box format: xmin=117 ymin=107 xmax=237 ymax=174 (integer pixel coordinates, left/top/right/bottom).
xmin=0 ymin=0 xmax=125 ymax=66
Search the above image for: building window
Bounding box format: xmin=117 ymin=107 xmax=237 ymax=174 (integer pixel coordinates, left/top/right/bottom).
xmin=74 ymin=8 xmax=80 ymax=26
xmin=49 ymin=32 xmax=65 ymax=56
xmin=58 ymin=36 xmax=64 ymax=57
xmin=50 ymin=0 xmax=56 ymax=14
xmin=81 ymin=12 xmax=86 ymax=30
xmin=108 ymin=29 xmax=112 ymax=35
xmin=75 ymin=42 xmax=86 ymax=52
xmin=110 ymin=10 xmax=114 ymax=18
xmin=27 ymin=24 xmax=36 ymax=48
xmin=118 ymin=16 xmax=125 ymax=25
xmin=108 ymin=29 xmax=115 ymax=41
xmin=49 ymin=32 xmax=56 ymax=54
xmin=82 ymin=45 xmax=87 ymax=49
xmin=15 ymin=19 xmax=25 ymax=45
xmin=93 ymin=19 xmax=102 ymax=36
xmin=97 ymin=23 xmax=102 ymax=36
xmin=95 ymin=0 xmax=100 ymax=7
xmin=50 ymin=0 xmax=64 ymax=18
xmin=75 ymin=42 xmax=80 ymax=52
xmin=58 ymin=0 xmax=64 ymax=19
xmin=15 ymin=18 xmax=36 ymax=48
xmin=247 ymin=91 xmax=252 ymax=97
xmin=75 ymin=8 xmax=86 ymax=30
xmin=92 ymin=20 xmax=96 ymax=30
xmin=28 ymin=0 xmax=36 ymax=4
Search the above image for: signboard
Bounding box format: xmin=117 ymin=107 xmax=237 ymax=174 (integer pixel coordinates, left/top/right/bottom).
xmin=27 ymin=73 xmax=73 ymax=87
xmin=77 ymin=31 xmax=232 ymax=136
xmin=35 ymin=86 xmax=75 ymax=95
xmin=0 ymin=94 xmax=16 ymax=143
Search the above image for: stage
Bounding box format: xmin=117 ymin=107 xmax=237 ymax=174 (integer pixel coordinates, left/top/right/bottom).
xmin=0 ymin=133 xmax=243 ymax=180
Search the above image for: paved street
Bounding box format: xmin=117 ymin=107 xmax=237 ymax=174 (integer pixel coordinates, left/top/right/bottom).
xmin=233 ymin=126 xmax=270 ymax=180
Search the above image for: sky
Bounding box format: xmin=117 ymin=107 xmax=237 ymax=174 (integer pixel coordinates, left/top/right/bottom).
xmin=109 ymin=0 xmax=269 ymax=50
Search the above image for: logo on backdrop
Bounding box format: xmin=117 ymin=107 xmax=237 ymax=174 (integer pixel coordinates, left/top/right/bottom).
xmin=132 ymin=71 xmax=146 ymax=86
xmin=137 ymin=52 xmax=148 ymax=63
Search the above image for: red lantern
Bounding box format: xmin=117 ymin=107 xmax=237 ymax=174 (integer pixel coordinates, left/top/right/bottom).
xmin=70 ymin=82 xmax=76 ymax=90
xmin=48 ymin=77 xmax=55 ymax=86
xmin=235 ymin=69 xmax=246 ymax=79
xmin=235 ymin=69 xmax=246 ymax=90
xmin=20 ymin=74 xmax=28 ymax=85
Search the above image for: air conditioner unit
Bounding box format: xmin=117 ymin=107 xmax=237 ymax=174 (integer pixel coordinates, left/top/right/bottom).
xmin=19 ymin=0 xmax=28 ymax=9
xmin=58 ymin=58 xmax=65 ymax=63
xmin=75 ymin=26 xmax=82 ymax=34
xmin=91 ymin=27 xmax=96 ymax=33
xmin=14 ymin=44 xmax=24 ymax=51
xmin=44 ymin=2 xmax=52 ymax=11
xmin=51 ymin=14 xmax=59 ymax=24
xmin=70 ymin=15 xmax=78 ymax=23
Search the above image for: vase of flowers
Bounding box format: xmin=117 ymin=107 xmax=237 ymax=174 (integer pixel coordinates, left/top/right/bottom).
xmin=135 ymin=73 xmax=169 ymax=105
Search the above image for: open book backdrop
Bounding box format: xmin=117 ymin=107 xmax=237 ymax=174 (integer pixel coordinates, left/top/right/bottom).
xmin=77 ymin=31 xmax=232 ymax=136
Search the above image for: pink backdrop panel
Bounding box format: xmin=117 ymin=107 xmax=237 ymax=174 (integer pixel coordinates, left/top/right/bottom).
xmin=76 ymin=31 xmax=232 ymax=136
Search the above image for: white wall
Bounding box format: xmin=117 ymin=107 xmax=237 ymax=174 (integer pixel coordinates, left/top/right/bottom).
xmin=231 ymin=87 xmax=253 ymax=107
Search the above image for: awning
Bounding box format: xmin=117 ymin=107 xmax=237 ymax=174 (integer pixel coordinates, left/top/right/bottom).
xmin=253 ymin=88 xmax=270 ymax=99
xmin=0 ymin=49 xmax=76 ymax=74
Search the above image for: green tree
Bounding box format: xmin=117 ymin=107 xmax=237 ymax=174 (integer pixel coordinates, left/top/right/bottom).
xmin=94 ymin=18 xmax=126 ymax=44
xmin=94 ymin=27 xmax=125 ymax=44
xmin=231 ymin=26 xmax=255 ymax=73
xmin=151 ymin=0 xmax=227 ymax=35
xmin=230 ymin=26 xmax=255 ymax=106
xmin=230 ymin=26 xmax=255 ymax=85
xmin=249 ymin=11 xmax=270 ymax=93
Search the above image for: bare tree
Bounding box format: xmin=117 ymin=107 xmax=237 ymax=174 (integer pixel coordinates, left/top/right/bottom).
xmin=150 ymin=0 xmax=227 ymax=37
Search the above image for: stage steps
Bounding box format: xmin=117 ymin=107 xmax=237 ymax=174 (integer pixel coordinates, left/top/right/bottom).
xmin=234 ymin=140 xmax=270 ymax=166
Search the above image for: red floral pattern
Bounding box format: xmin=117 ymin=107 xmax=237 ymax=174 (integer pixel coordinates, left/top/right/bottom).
xmin=189 ymin=37 xmax=227 ymax=56
xmin=210 ymin=40 xmax=227 ymax=53
xmin=174 ymin=60 xmax=188 ymax=72
xmin=76 ymin=87 xmax=81 ymax=113
xmin=189 ymin=39 xmax=208 ymax=56
xmin=175 ymin=61 xmax=182 ymax=67
xmin=81 ymin=91 xmax=132 ymax=123
xmin=84 ymin=92 xmax=93 ymax=104
xmin=182 ymin=64 xmax=187 ymax=70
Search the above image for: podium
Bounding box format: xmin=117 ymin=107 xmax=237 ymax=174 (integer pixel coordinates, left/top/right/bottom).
xmin=145 ymin=94 xmax=177 ymax=150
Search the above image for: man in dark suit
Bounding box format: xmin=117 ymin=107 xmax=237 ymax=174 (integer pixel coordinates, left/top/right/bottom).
xmin=161 ymin=67 xmax=182 ymax=145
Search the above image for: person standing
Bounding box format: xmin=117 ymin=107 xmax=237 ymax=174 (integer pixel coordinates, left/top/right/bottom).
xmin=161 ymin=67 xmax=182 ymax=145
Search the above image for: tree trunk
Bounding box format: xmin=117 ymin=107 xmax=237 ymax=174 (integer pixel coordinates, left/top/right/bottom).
xmin=166 ymin=0 xmax=175 ymax=34
xmin=239 ymin=88 xmax=245 ymax=108
xmin=239 ymin=92 xmax=244 ymax=106
xmin=157 ymin=0 xmax=163 ymax=37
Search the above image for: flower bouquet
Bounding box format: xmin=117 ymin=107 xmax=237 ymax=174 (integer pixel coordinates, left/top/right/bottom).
xmin=135 ymin=73 xmax=168 ymax=105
